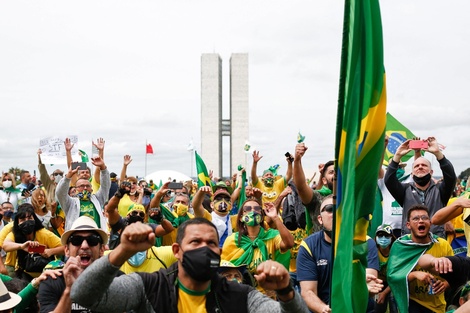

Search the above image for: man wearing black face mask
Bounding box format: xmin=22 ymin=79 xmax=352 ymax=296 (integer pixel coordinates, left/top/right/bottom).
xmin=71 ymin=218 xmax=309 ymax=313
xmin=385 ymin=137 xmax=456 ymax=238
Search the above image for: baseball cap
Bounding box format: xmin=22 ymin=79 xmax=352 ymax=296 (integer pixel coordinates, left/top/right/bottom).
xmin=212 ymin=188 xmax=231 ymax=200
xmin=61 ymin=216 xmax=108 ymax=246
xmin=375 ymin=224 xmax=393 ymax=237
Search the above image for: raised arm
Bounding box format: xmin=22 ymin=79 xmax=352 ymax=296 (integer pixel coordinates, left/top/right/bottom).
xmin=431 ymin=197 xmax=470 ymax=225
xmin=92 ymin=138 xmax=105 ymax=185
xmin=120 ymin=155 xmax=132 ymax=182
xmin=251 ymin=150 xmax=262 ymax=186
xmin=293 ymin=143 xmax=314 ymax=205
xmin=192 ymin=186 xmax=212 ymax=218
xmin=264 ymin=202 xmax=294 ymax=252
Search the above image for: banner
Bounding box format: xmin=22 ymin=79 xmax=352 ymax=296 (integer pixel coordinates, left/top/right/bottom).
xmin=39 ymin=135 xmax=79 ymax=164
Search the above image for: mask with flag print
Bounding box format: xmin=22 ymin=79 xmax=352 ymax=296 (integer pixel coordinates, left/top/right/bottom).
xmin=77 ymin=190 xmax=91 ymax=201
xmin=241 ymin=211 xmax=262 ymax=227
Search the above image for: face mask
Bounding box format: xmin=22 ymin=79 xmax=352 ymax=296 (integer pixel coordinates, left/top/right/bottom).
xmin=174 ymin=203 xmax=188 ymax=217
xmin=263 ymin=177 xmax=274 ymax=187
xmin=376 ymin=236 xmax=392 ymax=249
xmin=181 ymin=246 xmax=220 ymax=282
xmin=2 ymin=181 xmax=12 ymax=189
xmin=127 ymin=251 xmax=146 ymax=267
xmin=19 ymin=220 xmax=36 ymax=235
xmin=413 ymin=173 xmax=432 ymax=187
xmin=127 ymin=216 xmax=144 ymax=224
xmin=4 ymin=211 xmax=13 ymax=218
xmin=241 ymin=211 xmax=262 ymax=227
xmin=214 ymin=199 xmax=231 ymax=216
xmin=77 ymin=190 xmax=91 ymax=201
xmin=54 ymin=175 xmax=63 ymax=184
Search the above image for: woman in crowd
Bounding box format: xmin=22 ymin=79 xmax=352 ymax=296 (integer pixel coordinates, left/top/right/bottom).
xmin=221 ymin=197 xmax=294 ymax=296
xmin=2 ymin=204 xmax=63 ymax=282
xmin=0 ymin=173 xmax=21 ymax=213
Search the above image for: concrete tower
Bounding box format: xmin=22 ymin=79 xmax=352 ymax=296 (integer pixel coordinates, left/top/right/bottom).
xmin=200 ymin=53 xmax=249 ymax=178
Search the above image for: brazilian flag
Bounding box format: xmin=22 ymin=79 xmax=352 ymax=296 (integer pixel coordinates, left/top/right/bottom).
xmin=331 ymin=0 xmax=387 ymax=311
xmin=195 ymin=151 xmax=213 ymax=188
xmin=384 ymin=112 xmax=417 ymax=166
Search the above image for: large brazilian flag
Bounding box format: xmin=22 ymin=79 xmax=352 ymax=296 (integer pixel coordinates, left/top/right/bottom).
xmin=331 ymin=0 xmax=387 ymax=311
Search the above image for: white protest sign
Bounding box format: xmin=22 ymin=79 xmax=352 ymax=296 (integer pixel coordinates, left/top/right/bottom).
xmin=39 ymin=136 xmax=79 ymax=164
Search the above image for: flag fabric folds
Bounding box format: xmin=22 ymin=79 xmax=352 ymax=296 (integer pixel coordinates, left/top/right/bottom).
xmin=297 ymin=132 xmax=305 ymax=143
xmin=384 ymin=112 xmax=416 ymax=166
xmin=332 ymin=0 xmax=387 ymax=311
xmin=195 ymin=151 xmax=213 ymax=188
xmin=146 ymin=144 xmax=154 ymax=154
xmin=78 ymin=149 xmax=89 ymax=163
xmin=237 ymin=165 xmax=247 ymax=208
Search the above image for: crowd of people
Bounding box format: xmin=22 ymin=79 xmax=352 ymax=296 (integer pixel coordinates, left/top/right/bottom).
xmin=0 ymin=136 xmax=469 ymax=312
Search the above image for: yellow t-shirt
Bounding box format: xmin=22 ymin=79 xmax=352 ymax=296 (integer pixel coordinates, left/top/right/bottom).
xmin=178 ymin=288 xmax=207 ymax=313
xmin=6 ymin=228 xmax=63 ymax=278
xmin=288 ymin=227 xmax=308 ymax=273
xmin=104 ymin=246 xmax=177 ymax=274
xmin=254 ymin=177 xmax=286 ymax=204
xmin=0 ymin=223 xmax=15 ymax=267
xmin=408 ymin=238 xmax=454 ymax=313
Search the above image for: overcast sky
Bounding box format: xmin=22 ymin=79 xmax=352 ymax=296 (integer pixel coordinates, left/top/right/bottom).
xmin=1 ymin=1 xmax=469 ymax=182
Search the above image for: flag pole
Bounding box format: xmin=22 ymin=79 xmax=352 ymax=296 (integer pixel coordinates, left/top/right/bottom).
xmin=145 ymin=140 xmax=148 ymax=178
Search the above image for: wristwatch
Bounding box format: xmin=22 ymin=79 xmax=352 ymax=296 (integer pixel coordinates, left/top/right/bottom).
xmin=276 ymin=280 xmax=294 ymax=296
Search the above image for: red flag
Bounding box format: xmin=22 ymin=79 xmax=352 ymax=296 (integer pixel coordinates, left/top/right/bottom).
xmin=146 ymin=144 xmax=154 ymax=154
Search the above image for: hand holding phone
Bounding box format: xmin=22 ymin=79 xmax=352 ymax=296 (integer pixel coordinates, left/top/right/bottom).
xmin=409 ymin=140 xmax=428 ymax=150
xmin=72 ymin=162 xmax=87 ymax=171
xmin=168 ymin=182 xmax=183 ymax=190
xmin=28 ymin=244 xmax=46 ymax=254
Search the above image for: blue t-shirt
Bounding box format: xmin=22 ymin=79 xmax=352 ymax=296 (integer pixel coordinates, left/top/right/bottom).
xmin=296 ymin=231 xmax=332 ymax=304
xmin=296 ymin=232 xmax=379 ymax=305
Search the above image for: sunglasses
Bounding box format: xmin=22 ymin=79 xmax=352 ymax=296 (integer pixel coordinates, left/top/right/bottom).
xmin=68 ymin=234 xmax=102 ymax=247
xmin=321 ymin=204 xmax=334 ymax=213
xmin=130 ymin=211 xmax=145 ymax=218
xmin=243 ymin=205 xmax=262 ymax=213
xmin=2 ymin=179 xmax=12 ymax=181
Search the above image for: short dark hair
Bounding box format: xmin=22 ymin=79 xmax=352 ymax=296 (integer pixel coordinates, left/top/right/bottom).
xmin=407 ymin=204 xmax=430 ymax=221
xmin=175 ymin=218 xmax=219 ymax=245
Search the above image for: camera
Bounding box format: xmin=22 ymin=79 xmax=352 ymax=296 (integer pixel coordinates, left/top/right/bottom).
xmin=143 ymin=188 xmax=152 ymax=196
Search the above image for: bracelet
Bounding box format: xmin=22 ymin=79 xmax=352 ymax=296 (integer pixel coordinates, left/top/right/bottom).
xmin=275 ymin=280 xmax=294 ymax=296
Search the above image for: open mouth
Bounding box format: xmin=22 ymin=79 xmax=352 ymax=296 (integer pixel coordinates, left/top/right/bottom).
xmin=79 ymin=253 xmax=92 ymax=266
xmin=418 ymin=225 xmax=426 ymax=231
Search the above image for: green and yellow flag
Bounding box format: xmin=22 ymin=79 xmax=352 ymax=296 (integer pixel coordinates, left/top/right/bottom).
xmin=332 ymin=0 xmax=387 ymax=311
xmin=384 ymin=112 xmax=417 ymax=166
xmin=195 ymin=151 xmax=213 ymax=188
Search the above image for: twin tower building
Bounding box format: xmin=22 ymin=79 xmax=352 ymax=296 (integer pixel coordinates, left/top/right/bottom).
xmin=200 ymin=53 xmax=249 ymax=179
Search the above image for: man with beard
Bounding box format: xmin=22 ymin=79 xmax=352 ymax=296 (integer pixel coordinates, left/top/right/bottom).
xmin=387 ymin=205 xmax=453 ymax=313
xmin=193 ymin=187 xmax=237 ymax=247
xmin=70 ymin=218 xmax=309 ymax=313
xmin=384 ymin=137 xmax=456 ymax=238
xmin=251 ymin=150 xmax=292 ymax=205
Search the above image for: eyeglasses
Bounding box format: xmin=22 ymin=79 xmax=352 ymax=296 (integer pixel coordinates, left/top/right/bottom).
xmin=410 ymin=215 xmax=430 ymax=222
xmin=243 ymin=205 xmax=262 ymax=213
xmin=76 ymin=184 xmax=92 ymax=189
xmin=2 ymin=179 xmax=12 ymax=181
xmin=321 ymin=204 xmax=334 ymax=213
xmin=54 ymin=173 xmax=63 ymax=176
xmin=130 ymin=211 xmax=145 ymax=218
xmin=67 ymin=234 xmax=102 ymax=247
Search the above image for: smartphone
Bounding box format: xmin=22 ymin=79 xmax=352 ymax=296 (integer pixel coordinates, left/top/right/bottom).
xmin=72 ymin=162 xmax=87 ymax=171
xmin=409 ymin=140 xmax=428 ymax=149
xmin=285 ymin=152 xmax=294 ymax=162
xmin=168 ymin=182 xmax=183 ymax=190
xmin=28 ymin=244 xmax=46 ymax=254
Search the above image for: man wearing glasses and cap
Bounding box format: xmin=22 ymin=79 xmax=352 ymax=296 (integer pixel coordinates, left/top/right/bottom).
xmin=37 ymin=216 xmax=108 ymax=313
